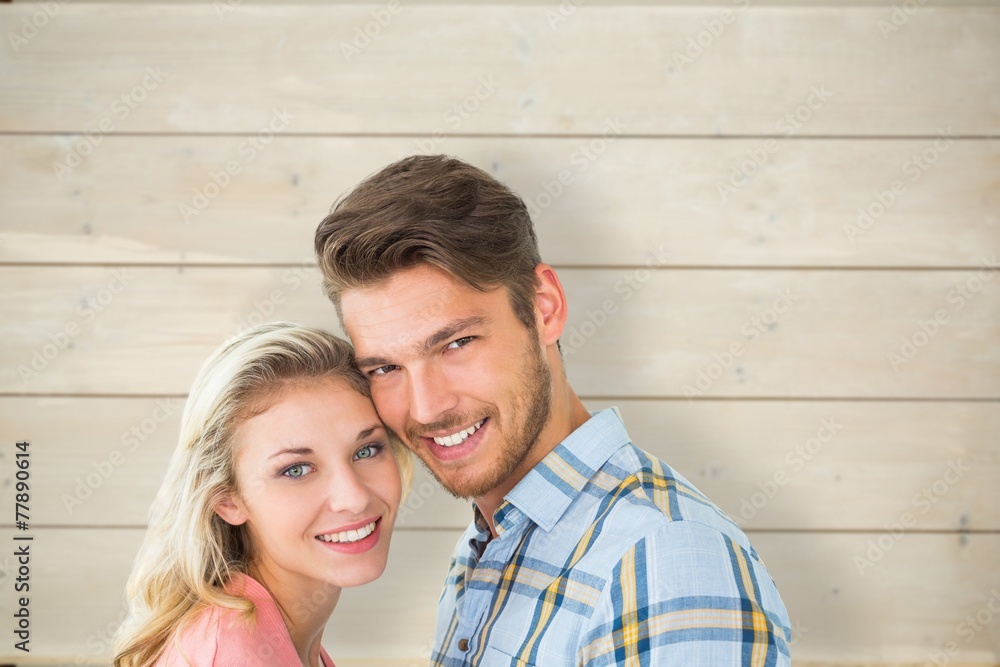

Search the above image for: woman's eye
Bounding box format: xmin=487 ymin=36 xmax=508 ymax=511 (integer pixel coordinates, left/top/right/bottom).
xmin=354 ymin=444 xmax=382 ymax=460
xmin=446 ymin=336 xmax=474 ymax=350
xmin=282 ymin=463 xmax=313 ymax=479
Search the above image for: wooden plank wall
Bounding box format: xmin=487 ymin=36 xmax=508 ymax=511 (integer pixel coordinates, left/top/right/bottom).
xmin=1 ymin=4 xmax=998 ymax=666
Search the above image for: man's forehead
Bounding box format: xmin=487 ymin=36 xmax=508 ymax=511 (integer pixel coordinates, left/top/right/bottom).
xmin=341 ymin=266 xmax=487 ymax=353
xmin=343 ymin=266 xmax=453 ymax=321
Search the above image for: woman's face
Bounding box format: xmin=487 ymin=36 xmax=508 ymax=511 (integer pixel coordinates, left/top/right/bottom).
xmin=216 ymin=378 xmax=402 ymax=591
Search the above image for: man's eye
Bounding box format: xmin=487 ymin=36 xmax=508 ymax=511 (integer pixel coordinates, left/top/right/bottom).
xmin=446 ymin=336 xmax=475 ymax=350
xmin=370 ymin=364 xmax=399 ymax=376
xmin=282 ymin=463 xmax=314 ymax=479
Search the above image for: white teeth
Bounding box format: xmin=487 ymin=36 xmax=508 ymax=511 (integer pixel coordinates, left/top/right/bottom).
xmin=317 ymin=521 xmax=376 ymax=544
xmin=433 ymin=420 xmax=484 ymax=447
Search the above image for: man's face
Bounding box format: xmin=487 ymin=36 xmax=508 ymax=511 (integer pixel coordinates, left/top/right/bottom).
xmin=342 ymin=264 xmax=552 ymax=500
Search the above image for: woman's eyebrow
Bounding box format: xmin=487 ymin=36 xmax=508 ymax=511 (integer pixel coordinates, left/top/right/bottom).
xmin=268 ymin=447 xmax=313 ymax=460
xmin=356 ymin=424 xmax=383 ymax=441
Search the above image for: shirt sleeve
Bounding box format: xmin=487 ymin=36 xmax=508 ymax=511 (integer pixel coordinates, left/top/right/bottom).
xmin=576 ymin=520 xmax=792 ymax=666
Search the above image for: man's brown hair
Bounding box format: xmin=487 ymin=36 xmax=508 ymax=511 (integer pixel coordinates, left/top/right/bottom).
xmin=315 ymin=154 xmax=542 ymax=329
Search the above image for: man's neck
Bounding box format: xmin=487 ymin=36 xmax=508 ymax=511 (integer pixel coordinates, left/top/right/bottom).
xmin=475 ymin=387 xmax=592 ymax=538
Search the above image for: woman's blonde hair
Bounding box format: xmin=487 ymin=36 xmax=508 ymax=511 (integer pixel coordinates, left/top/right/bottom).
xmin=113 ymin=322 xmax=412 ymax=667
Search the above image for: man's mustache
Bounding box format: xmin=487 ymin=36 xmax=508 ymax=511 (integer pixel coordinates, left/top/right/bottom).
xmin=404 ymin=410 xmax=497 ymax=441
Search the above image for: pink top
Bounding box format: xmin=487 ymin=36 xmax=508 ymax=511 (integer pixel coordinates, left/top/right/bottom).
xmin=155 ymin=573 xmax=335 ymax=667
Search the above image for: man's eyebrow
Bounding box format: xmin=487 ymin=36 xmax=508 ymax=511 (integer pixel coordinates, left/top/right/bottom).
xmin=420 ymin=316 xmax=488 ymax=355
xmin=355 ymin=354 xmax=392 ymax=370
xmin=354 ymin=316 xmax=488 ymax=369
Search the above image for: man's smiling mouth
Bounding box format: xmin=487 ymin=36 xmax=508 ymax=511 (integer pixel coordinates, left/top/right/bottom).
xmin=430 ymin=419 xmax=485 ymax=447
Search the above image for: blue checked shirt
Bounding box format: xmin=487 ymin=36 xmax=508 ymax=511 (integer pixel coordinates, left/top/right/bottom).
xmin=431 ymin=408 xmax=792 ymax=666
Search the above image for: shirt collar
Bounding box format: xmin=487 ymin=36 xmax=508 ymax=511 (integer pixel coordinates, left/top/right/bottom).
xmin=483 ymin=407 xmax=630 ymax=534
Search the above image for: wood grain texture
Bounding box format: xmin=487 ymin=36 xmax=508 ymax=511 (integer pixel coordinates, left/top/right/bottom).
xmin=2 ymin=266 xmax=997 ymax=397
xmin=11 ymin=0 xmax=997 ymax=5
xmin=2 ymin=135 xmax=998 ymax=268
xmin=3 ymin=397 xmax=996 ymax=532
xmin=1 ymin=6 xmax=997 ymax=135
xmin=2 ymin=2 xmax=998 ymax=664
xmin=0 ymin=528 xmax=997 ymax=664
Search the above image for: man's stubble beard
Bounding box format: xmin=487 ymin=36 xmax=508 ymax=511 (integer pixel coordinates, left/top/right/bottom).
xmin=402 ymin=335 xmax=553 ymax=501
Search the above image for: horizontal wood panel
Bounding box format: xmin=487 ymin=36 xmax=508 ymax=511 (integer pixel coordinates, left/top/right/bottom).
xmin=3 ymin=397 xmax=997 ymax=532
xmin=13 ymin=0 xmax=999 ymax=5
xmin=1 ymin=135 xmax=997 ymax=267
xmin=1 ymin=6 xmax=997 ymax=135
xmin=1 ymin=267 xmax=997 ymax=398
xmin=563 ymin=268 xmax=1000 ymax=399
xmin=0 ymin=528 xmax=996 ymax=664
xmin=590 ymin=400 xmax=1000 ymax=532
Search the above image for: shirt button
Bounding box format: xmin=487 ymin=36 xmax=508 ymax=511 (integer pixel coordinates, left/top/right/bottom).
xmin=458 ymin=638 xmax=470 ymax=651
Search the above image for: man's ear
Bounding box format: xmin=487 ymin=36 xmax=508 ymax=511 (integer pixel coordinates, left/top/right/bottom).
xmin=533 ymin=264 xmax=569 ymax=347
xmin=215 ymin=492 xmax=249 ymax=526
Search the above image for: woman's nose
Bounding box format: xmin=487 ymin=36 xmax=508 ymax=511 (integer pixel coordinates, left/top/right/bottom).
xmin=324 ymin=467 xmax=372 ymax=515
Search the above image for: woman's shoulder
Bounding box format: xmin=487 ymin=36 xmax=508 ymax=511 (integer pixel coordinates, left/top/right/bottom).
xmin=154 ymin=574 xmax=301 ymax=666
xmin=153 ymin=603 xmax=228 ymax=666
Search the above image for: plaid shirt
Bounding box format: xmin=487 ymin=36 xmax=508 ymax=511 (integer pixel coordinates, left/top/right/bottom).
xmin=431 ymin=408 xmax=792 ymax=666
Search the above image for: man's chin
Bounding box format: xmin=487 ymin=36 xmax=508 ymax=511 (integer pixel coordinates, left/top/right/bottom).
xmin=436 ymin=473 xmax=490 ymax=501
xmin=425 ymin=463 xmax=500 ymax=501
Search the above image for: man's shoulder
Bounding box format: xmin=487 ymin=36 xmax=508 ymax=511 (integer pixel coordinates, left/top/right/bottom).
xmin=599 ymin=443 xmax=736 ymax=525
xmin=582 ymin=442 xmax=761 ymax=560
xmin=584 ymin=446 xmax=792 ymax=654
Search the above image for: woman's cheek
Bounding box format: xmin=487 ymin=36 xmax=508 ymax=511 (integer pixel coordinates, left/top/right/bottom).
xmin=380 ymin=463 xmax=403 ymax=509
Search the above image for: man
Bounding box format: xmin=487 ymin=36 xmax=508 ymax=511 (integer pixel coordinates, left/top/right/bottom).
xmin=315 ymin=155 xmax=792 ymax=665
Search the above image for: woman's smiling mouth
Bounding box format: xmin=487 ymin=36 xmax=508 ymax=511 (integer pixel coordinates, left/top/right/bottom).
xmin=316 ymin=520 xmax=378 ymax=543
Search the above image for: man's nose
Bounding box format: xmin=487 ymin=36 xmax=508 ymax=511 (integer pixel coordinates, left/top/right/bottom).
xmin=407 ymin=363 xmax=459 ymax=426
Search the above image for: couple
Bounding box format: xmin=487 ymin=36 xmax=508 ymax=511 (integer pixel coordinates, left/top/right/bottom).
xmin=115 ymin=155 xmax=792 ymax=666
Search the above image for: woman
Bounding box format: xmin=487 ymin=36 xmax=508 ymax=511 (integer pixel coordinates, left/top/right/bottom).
xmin=114 ymin=323 xmax=412 ymax=667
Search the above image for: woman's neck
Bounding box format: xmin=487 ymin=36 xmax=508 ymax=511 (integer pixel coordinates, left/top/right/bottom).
xmin=248 ymin=563 xmax=341 ymax=666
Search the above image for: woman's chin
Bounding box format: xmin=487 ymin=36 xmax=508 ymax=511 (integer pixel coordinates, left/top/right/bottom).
xmin=329 ymin=559 xmax=390 ymax=589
